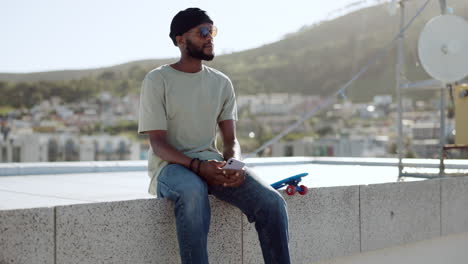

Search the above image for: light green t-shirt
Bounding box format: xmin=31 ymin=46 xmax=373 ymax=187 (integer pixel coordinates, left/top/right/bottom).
xmin=138 ymin=64 xmax=238 ymax=196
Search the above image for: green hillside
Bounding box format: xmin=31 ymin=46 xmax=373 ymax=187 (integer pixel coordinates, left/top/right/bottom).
xmin=208 ymin=0 xmax=467 ymax=101
xmin=1 ymin=0 xmax=467 ymax=108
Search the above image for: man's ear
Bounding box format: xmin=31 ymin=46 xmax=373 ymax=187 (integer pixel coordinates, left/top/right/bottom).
xmin=175 ymin=35 xmax=185 ymax=47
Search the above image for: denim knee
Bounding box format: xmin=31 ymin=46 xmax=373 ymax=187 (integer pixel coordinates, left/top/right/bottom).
xmin=256 ymin=190 xmax=287 ymax=220
xmin=180 ymin=186 xmax=209 ymax=212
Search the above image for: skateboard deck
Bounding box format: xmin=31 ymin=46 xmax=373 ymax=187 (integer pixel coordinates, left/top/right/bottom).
xmin=271 ymin=173 xmax=309 ymax=195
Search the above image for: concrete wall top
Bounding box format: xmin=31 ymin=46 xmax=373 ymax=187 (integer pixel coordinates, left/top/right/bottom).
xmin=360 ymin=180 xmax=441 ymax=252
xmin=0 ymin=207 xmax=55 ymax=264
xmin=55 ymin=197 xmax=242 ymax=264
xmin=244 ymin=186 xmax=360 ymax=264
xmin=441 ymin=176 xmax=468 ymax=236
xmin=2 ymin=176 xmax=468 ymax=263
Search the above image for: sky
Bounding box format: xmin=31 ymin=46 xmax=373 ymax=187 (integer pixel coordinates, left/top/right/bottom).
xmin=1 ymin=0 xmax=383 ymax=73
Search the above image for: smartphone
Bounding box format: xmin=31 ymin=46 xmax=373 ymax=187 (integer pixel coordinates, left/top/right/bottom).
xmin=223 ymin=158 xmax=246 ymax=170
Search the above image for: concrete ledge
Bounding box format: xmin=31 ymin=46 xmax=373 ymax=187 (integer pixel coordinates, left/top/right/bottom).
xmin=0 ymin=207 xmax=54 ymax=264
xmin=56 ymin=197 xmax=242 ymax=264
xmin=2 ymin=177 xmax=468 ymax=263
xmin=360 ymin=180 xmax=441 ymax=252
xmin=243 ymin=186 xmax=360 ymax=264
xmin=442 ymin=176 xmax=468 ymax=235
xmin=317 ymin=231 xmax=468 ymax=264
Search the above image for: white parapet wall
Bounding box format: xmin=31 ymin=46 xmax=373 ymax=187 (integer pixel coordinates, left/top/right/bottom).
xmin=1 ymin=176 xmax=468 ymax=264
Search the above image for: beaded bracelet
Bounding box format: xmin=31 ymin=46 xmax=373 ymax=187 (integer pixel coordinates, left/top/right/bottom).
xmin=189 ymin=158 xmax=199 ymax=171
xmin=196 ymin=160 xmax=204 ymax=174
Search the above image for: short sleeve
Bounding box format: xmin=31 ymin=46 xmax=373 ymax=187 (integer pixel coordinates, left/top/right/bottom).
xmin=217 ymin=78 xmax=238 ymax=122
xmin=138 ymin=72 xmax=168 ymax=134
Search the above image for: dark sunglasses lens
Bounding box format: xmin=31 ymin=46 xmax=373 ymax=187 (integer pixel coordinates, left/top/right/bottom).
xmin=200 ymin=27 xmax=210 ymax=38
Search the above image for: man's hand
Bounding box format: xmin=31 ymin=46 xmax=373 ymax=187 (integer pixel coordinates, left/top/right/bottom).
xmin=198 ymin=160 xmax=245 ymax=187
xmin=222 ymin=168 xmax=246 ymax=188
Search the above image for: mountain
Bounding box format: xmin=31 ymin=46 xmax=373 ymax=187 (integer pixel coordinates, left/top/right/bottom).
xmin=0 ymin=59 xmax=171 ymax=82
xmin=1 ymin=0 xmax=467 ymax=106
xmin=207 ymin=0 xmax=467 ymax=100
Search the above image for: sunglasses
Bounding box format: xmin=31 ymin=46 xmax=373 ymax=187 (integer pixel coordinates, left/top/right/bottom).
xmin=187 ymin=25 xmax=218 ymax=38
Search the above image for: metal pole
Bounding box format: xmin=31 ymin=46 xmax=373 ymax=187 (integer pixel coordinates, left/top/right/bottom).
xmin=439 ymin=0 xmax=447 ymax=14
xmin=438 ymin=0 xmax=447 ymax=177
xmin=440 ymin=86 xmax=446 ymax=176
xmin=396 ymin=1 xmax=405 ymax=179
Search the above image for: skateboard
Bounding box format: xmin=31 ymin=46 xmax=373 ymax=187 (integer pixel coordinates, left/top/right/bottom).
xmin=270 ymin=173 xmax=309 ymax=196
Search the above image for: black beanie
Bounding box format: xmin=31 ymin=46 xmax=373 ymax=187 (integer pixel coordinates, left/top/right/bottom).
xmin=169 ymin=8 xmax=213 ymax=46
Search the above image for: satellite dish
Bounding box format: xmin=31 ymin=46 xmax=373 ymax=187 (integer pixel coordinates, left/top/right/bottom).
xmin=418 ymin=15 xmax=468 ymax=83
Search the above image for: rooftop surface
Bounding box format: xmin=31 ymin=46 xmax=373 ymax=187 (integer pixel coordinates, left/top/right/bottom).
xmin=1 ymin=157 xmax=468 ymax=210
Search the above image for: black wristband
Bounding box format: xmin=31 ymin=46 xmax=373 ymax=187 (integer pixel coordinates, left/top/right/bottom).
xmin=197 ymin=160 xmax=204 ymax=174
xmin=189 ymin=158 xmax=198 ymax=171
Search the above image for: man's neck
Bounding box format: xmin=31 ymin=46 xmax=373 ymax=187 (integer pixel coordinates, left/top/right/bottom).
xmin=171 ymin=57 xmax=203 ymax=73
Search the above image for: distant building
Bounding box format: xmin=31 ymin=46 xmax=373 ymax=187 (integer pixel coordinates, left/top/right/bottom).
xmin=373 ymin=95 xmax=392 ymax=106
xmin=402 ymin=98 xmax=414 ymax=111
xmin=0 ymin=135 xmax=44 ymax=162
xmin=272 ymin=136 xmax=388 ymax=157
xmin=412 ymin=123 xmax=440 ymax=140
xmin=237 ymin=93 xmax=321 ymax=115
xmin=0 ymin=133 xmax=141 ymax=163
xmin=410 ymin=121 xmax=454 ymax=158
xmin=412 ymin=139 xmax=440 ymax=159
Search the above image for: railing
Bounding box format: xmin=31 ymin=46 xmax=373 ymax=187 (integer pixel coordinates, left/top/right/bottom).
xmin=1 ymin=157 xmax=468 ymax=176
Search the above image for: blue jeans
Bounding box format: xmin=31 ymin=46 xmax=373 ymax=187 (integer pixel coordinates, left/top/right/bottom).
xmin=157 ymin=164 xmax=290 ymax=264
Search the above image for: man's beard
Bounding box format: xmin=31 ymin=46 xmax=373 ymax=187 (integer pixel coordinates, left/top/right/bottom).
xmin=186 ymin=39 xmax=214 ymax=61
